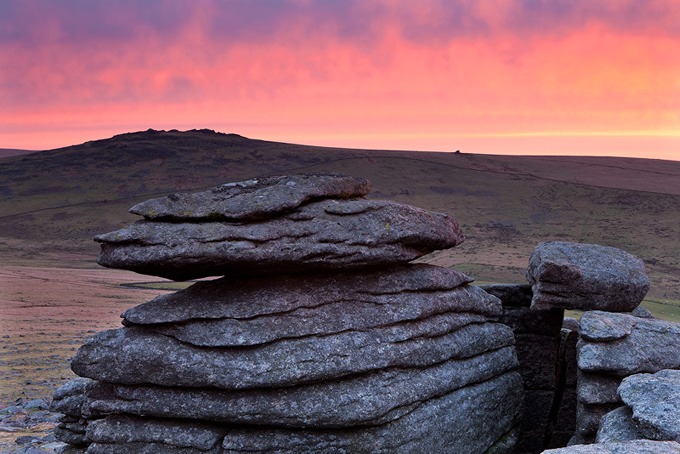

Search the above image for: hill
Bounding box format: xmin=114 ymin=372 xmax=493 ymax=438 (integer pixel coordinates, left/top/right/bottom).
xmin=1 ymin=128 xmax=679 ymax=300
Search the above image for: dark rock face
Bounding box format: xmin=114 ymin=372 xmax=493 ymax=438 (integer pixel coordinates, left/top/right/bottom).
xmin=482 ymin=283 xmax=565 ymax=453
xmin=129 ymin=174 xmax=372 ymax=221
xmin=526 ymin=241 xmax=649 ymax=311
xmin=96 ymin=198 xmax=464 ymax=280
xmin=618 ymin=369 xmax=680 ymax=442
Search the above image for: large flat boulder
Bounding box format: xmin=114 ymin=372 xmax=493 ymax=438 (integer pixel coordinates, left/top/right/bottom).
xmin=618 ymin=370 xmax=680 ymax=442
xmin=72 ymin=320 xmax=514 ymax=389
xmin=526 ymin=241 xmax=649 ymax=311
xmin=122 ymin=265 xmax=501 ymax=347
xmin=85 ymin=346 xmax=518 ymax=428
xmin=129 ymin=174 xmax=371 ymax=221
xmin=96 ymin=198 xmax=464 ymax=280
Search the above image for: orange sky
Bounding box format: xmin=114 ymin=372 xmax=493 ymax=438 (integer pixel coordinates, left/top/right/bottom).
xmin=1 ymin=0 xmax=679 ymax=160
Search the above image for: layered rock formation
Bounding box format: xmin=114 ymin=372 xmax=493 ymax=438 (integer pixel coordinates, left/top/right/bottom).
xmin=54 ymin=174 xmax=523 ymax=453
xmin=574 ymin=310 xmax=680 ymax=444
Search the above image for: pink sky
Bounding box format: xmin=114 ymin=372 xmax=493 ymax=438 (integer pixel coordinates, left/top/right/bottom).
xmin=1 ymin=0 xmax=679 ymax=160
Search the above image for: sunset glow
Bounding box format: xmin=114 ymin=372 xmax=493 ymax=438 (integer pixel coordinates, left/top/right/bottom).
xmin=1 ymin=0 xmax=679 ymax=159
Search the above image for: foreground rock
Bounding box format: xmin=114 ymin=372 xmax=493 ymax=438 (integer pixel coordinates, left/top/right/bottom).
xmin=526 ymin=241 xmax=649 ymax=311
xmin=129 ymin=174 xmax=372 ymax=221
xmin=55 ymin=175 xmax=522 ymax=453
xmin=618 ymin=369 xmax=680 ymax=442
xmin=96 ymin=198 xmax=464 ymax=280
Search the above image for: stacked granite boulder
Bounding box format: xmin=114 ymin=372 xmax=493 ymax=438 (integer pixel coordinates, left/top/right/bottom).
xmin=54 ymin=175 xmax=524 ymax=453
xmin=525 ymin=240 xmax=659 ymax=447
xmin=575 ymin=310 xmax=680 ymax=445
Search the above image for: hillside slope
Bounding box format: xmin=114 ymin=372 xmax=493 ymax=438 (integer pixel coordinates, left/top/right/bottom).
xmin=1 ymin=129 xmax=678 ymax=299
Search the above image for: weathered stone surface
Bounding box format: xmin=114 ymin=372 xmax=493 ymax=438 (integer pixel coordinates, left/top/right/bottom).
xmin=577 ymin=312 xmax=680 ymax=375
xmin=72 ymin=320 xmax=515 ymax=389
xmin=596 ymin=406 xmax=646 ymax=443
xmin=544 ymin=440 xmax=680 ymax=453
xmin=96 ymin=198 xmax=465 ymax=280
xmin=579 ymin=311 xmax=635 ymax=342
xmin=86 ymin=414 xmax=225 ymax=452
xmin=618 ymin=369 xmax=680 ymax=442
xmin=219 ymin=372 xmax=524 ymax=453
xmin=122 ymin=266 xmax=502 ymax=347
xmin=86 ymin=346 xmax=518 ymax=428
xmin=54 ymin=424 xmax=88 ymax=446
xmin=50 ymin=378 xmax=92 ymax=416
xmin=124 ymin=264 xmax=481 ymax=324
xmin=577 ymin=370 xmax=622 ymax=405
xmin=526 ymin=241 xmax=649 ymax=311
xmin=129 ymin=174 xmax=372 ymax=221
xmin=479 ymin=283 xmax=532 ymax=307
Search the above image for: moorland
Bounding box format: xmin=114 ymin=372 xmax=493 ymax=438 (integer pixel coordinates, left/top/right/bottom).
xmin=1 ymin=129 xmax=679 ymax=423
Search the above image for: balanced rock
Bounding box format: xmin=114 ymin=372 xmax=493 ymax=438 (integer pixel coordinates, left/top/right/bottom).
xmin=618 ymin=369 xmax=680 ymax=442
xmin=96 ymin=198 xmax=464 ymax=280
xmin=526 ymin=241 xmax=649 ymax=311
xmin=129 ymin=174 xmax=371 ymax=221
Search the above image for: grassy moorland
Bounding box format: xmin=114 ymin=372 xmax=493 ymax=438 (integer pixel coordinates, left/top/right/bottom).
xmin=0 ymin=129 xmax=679 ymax=419
xmin=1 ymin=128 xmax=679 ymax=298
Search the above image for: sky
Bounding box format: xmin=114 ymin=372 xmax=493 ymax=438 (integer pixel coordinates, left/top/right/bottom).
xmin=1 ymin=0 xmax=679 ymax=160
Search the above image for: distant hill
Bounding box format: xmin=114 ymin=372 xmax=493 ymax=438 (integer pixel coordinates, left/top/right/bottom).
xmin=0 ymin=148 xmax=41 ymax=159
xmin=1 ymin=128 xmax=678 ymax=300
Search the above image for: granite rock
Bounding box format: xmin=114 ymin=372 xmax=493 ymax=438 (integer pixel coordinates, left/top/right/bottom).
xmin=129 ymin=174 xmax=371 ymax=221
xmin=218 ymin=372 xmax=524 ymax=453
xmin=618 ymin=369 xmax=680 ymax=442
xmin=596 ymin=406 xmax=646 ymax=443
xmin=577 ymin=370 xmax=623 ymax=405
xmin=577 ymin=312 xmax=680 ymax=375
xmin=96 ymin=199 xmax=465 ymax=280
xmin=50 ymin=378 xmax=92 ymax=417
xmin=86 ymin=414 xmax=225 ymax=453
xmin=122 ymin=265 xmax=503 ymax=347
xmin=72 ymin=320 xmax=515 ymax=389
xmin=526 ymin=241 xmax=649 ymax=311
xmin=85 ymin=346 xmax=518 ymax=428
